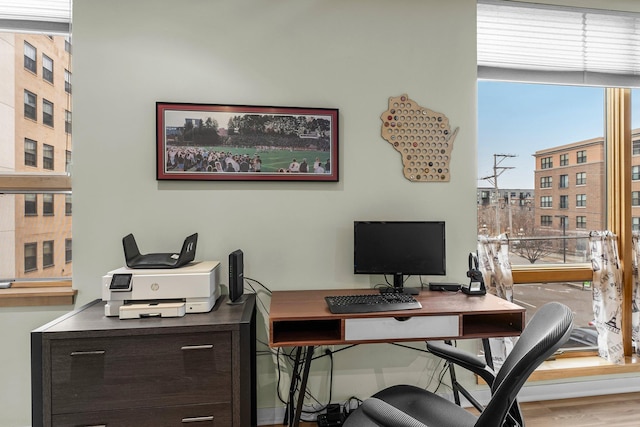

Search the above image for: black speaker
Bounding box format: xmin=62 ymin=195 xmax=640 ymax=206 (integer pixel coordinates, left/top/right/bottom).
xmin=228 ymin=249 xmax=245 ymax=303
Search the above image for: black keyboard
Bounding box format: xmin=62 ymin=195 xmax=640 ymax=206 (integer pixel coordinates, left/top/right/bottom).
xmin=325 ymin=293 xmax=422 ymax=314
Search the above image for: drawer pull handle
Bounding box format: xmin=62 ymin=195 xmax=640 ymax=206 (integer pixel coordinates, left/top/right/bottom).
xmin=182 ymin=416 xmax=214 ymax=423
xmin=83 ymin=425 xmax=107 ymax=427
xmin=181 ymin=344 xmax=214 ymax=351
xmin=70 ymin=350 xmax=106 ymax=356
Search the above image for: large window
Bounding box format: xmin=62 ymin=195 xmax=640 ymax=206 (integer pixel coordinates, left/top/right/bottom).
xmin=1 ymin=31 xmax=73 ymax=286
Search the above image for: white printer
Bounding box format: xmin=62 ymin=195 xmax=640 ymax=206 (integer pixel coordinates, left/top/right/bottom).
xmin=102 ymin=260 xmax=220 ymax=319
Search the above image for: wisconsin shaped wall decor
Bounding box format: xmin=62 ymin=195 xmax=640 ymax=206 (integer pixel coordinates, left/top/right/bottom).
xmin=380 ymin=94 xmax=459 ymax=182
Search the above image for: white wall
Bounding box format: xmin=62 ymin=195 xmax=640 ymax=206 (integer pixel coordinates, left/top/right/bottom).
xmin=0 ymin=0 xmax=637 ymax=425
xmin=70 ymin=0 xmax=478 ymax=419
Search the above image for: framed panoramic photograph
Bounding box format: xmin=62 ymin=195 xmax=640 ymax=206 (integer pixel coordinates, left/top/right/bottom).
xmin=156 ymin=102 xmax=339 ymax=182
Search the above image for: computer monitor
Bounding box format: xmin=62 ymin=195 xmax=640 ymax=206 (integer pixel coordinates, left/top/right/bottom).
xmin=354 ymin=221 xmax=446 ymax=293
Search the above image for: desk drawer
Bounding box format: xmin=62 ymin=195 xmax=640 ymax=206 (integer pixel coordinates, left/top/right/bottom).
xmin=51 ymin=332 xmax=232 ymax=413
xmin=345 ymin=315 xmax=459 ymax=341
xmin=52 ymin=403 xmax=231 ymax=427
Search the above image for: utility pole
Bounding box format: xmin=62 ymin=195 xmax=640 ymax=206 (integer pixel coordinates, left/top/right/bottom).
xmin=480 ymin=154 xmax=516 ymax=235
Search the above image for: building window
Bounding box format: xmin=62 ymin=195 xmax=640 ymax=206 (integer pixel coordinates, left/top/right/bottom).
xmin=65 ymin=110 xmax=72 ymax=134
xmin=576 ymin=172 xmax=586 ymax=185
xmin=576 ymin=216 xmax=587 ymax=229
xmin=65 ymin=238 xmax=72 ymax=263
xmin=540 ymin=176 xmax=552 ymax=188
xmin=65 ymin=69 xmax=72 ymax=94
xmin=65 ymin=150 xmax=71 ymax=173
xmin=25 ymin=194 xmax=37 ymax=215
xmin=634 ymin=218 xmax=640 ymax=232
xmin=541 ymin=156 xmax=552 ymax=169
xmin=43 ymin=144 xmax=54 ymax=170
xmin=42 ymin=54 xmax=53 ymax=83
xmin=560 ymin=195 xmax=569 ymax=209
xmin=540 ymin=196 xmax=552 ymax=208
xmin=65 ymin=194 xmax=72 ymax=215
xmin=541 ymin=215 xmax=552 ymax=226
xmin=43 ymin=194 xmax=54 ymax=215
xmin=43 ymin=99 xmax=54 ymax=127
xmin=634 ymin=139 xmax=640 ymax=155
xmin=633 ymin=191 xmax=640 ymax=207
xmin=559 ymin=153 xmax=568 ymax=166
xmin=559 ymin=174 xmax=569 ymax=188
xmin=25 ymin=138 xmax=37 ymax=167
xmin=577 ymin=150 xmax=587 ymax=163
xmin=634 ymin=166 xmax=640 ymax=181
xmin=24 ymin=90 xmax=37 ymax=120
xmin=65 ymin=36 xmax=71 ymax=53
xmin=43 ymin=240 xmax=54 ymax=268
xmin=24 ymin=243 xmax=37 ymax=272
xmin=24 ymin=41 xmax=36 ymax=73
xmin=576 ymin=194 xmax=586 ymax=207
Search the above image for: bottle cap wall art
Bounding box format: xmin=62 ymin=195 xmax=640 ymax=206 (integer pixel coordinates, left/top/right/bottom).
xmin=380 ymin=94 xmax=458 ymax=182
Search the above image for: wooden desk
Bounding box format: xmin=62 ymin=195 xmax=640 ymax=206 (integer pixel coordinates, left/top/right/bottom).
xmin=269 ymin=289 xmax=525 ymax=426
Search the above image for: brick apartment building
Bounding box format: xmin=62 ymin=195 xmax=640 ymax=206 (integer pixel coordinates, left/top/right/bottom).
xmin=533 ymin=129 xmax=640 ymax=254
xmin=0 ymin=33 xmax=72 ymax=280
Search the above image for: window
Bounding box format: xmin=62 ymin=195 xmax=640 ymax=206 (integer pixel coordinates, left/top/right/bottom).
xmin=42 ymin=54 xmax=53 ymax=83
xmin=24 ymin=42 xmax=36 ymax=73
xmin=541 ymin=215 xmax=552 ymax=226
xmin=65 ymin=238 xmax=72 ymax=263
xmin=541 ymin=157 xmax=552 ymax=169
xmin=576 ymin=172 xmax=586 ymax=185
xmin=65 ymin=110 xmax=72 ymax=134
xmin=43 ymin=241 xmax=54 ymax=268
xmin=577 ymin=150 xmax=587 ymax=164
xmin=540 ymin=176 xmax=552 ymax=188
xmin=43 ymin=99 xmax=54 ymax=127
xmin=24 ymin=90 xmax=36 ymax=120
xmin=43 ymin=144 xmax=54 ymax=170
xmin=65 ymin=69 xmax=72 ymax=94
xmin=559 ymin=174 xmax=568 ymax=188
xmin=576 ymin=216 xmax=586 ymax=229
xmin=633 ymin=191 xmax=640 ymax=207
xmin=634 ymin=140 xmax=640 ymax=155
xmin=24 ymin=194 xmax=37 ymax=216
xmin=576 ymin=194 xmax=586 ymax=207
xmin=65 ymin=194 xmax=72 ymax=215
xmin=43 ymin=194 xmax=54 ymax=215
xmin=634 ymin=218 xmax=640 ymax=232
xmin=560 ymin=154 xmax=569 ymax=166
xmin=25 ymin=138 xmax=37 ymax=167
xmin=65 ymin=150 xmax=72 ymax=173
xmin=559 ymin=195 xmax=569 ymax=209
xmin=634 ymin=166 xmax=640 ymax=181
xmin=540 ymin=196 xmax=552 ymax=208
xmin=24 ymin=243 xmax=37 ymax=272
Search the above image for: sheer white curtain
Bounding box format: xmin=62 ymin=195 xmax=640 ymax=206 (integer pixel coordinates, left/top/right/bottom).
xmin=631 ymin=233 xmax=640 ymax=354
xmin=589 ymin=231 xmax=624 ymax=364
xmin=477 ymin=234 xmax=515 ymax=368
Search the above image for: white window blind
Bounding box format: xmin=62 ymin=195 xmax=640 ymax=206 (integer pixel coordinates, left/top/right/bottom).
xmin=0 ymin=0 xmax=71 ymax=34
xmin=478 ymin=0 xmax=640 ymax=87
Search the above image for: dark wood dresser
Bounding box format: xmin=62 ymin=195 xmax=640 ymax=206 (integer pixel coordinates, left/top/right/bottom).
xmin=31 ymin=295 xmax=256 ymax=427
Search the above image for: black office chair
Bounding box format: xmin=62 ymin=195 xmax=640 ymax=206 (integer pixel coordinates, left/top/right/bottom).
xmin=342 ymin=302 xmax=574 ymax=427
xmin=426 ymin=340 xmax=524 ymax=426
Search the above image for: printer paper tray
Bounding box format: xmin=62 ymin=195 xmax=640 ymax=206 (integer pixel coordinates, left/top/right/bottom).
xmin=119 ymin=302 xmax=186 ymax=319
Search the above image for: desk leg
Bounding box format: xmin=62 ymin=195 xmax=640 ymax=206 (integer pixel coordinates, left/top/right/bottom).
xmin=292 ymin=346 xmax=314 ymax=427
xmin=482 ymin=338 xmax=494 ymax=370
xmin=284 ymin=347 xmax=304 ymax=426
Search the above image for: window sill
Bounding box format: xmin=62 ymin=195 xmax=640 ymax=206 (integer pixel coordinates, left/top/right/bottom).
xmin=529 ymin=354 xmax=640 ymax=382
xmin=0 ymin=281 xmax=76 ymax=307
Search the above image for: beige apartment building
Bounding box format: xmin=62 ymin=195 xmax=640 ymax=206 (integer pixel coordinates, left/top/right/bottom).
xmin=0 ymin=33 xmax=72 ymax=280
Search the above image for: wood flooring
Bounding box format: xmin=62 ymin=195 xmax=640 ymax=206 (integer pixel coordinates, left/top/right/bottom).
xmin=263 ymin=391 xmax=640 ymax=426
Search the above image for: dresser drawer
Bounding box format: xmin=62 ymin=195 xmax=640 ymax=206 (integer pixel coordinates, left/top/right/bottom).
xmin=51 ymin=332 xmax=232 ymax=413
xmin=52 ymin=402 xmax=231 ymax=427
xmin=345 ymin=315 xmax=459 ymax=341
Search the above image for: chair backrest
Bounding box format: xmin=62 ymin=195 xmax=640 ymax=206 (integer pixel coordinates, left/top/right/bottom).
xmin=476 ymin=302 xmax=574 ymax=427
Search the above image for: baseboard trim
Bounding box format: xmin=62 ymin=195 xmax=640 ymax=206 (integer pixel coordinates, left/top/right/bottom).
xmin=257 ymin=377 xmax=640 ymax=425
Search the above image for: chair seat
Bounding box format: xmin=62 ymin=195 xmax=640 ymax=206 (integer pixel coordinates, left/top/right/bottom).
xmin=345 ymin=384 xmax=478 ymax=427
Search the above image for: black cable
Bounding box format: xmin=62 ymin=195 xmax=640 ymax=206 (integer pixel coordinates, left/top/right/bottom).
xmin=244 ymin=276 xmax=272 ymax=294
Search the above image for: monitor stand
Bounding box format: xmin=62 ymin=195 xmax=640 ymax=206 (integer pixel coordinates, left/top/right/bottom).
xmin=379 ymin=274 xmax=420 ymax=295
